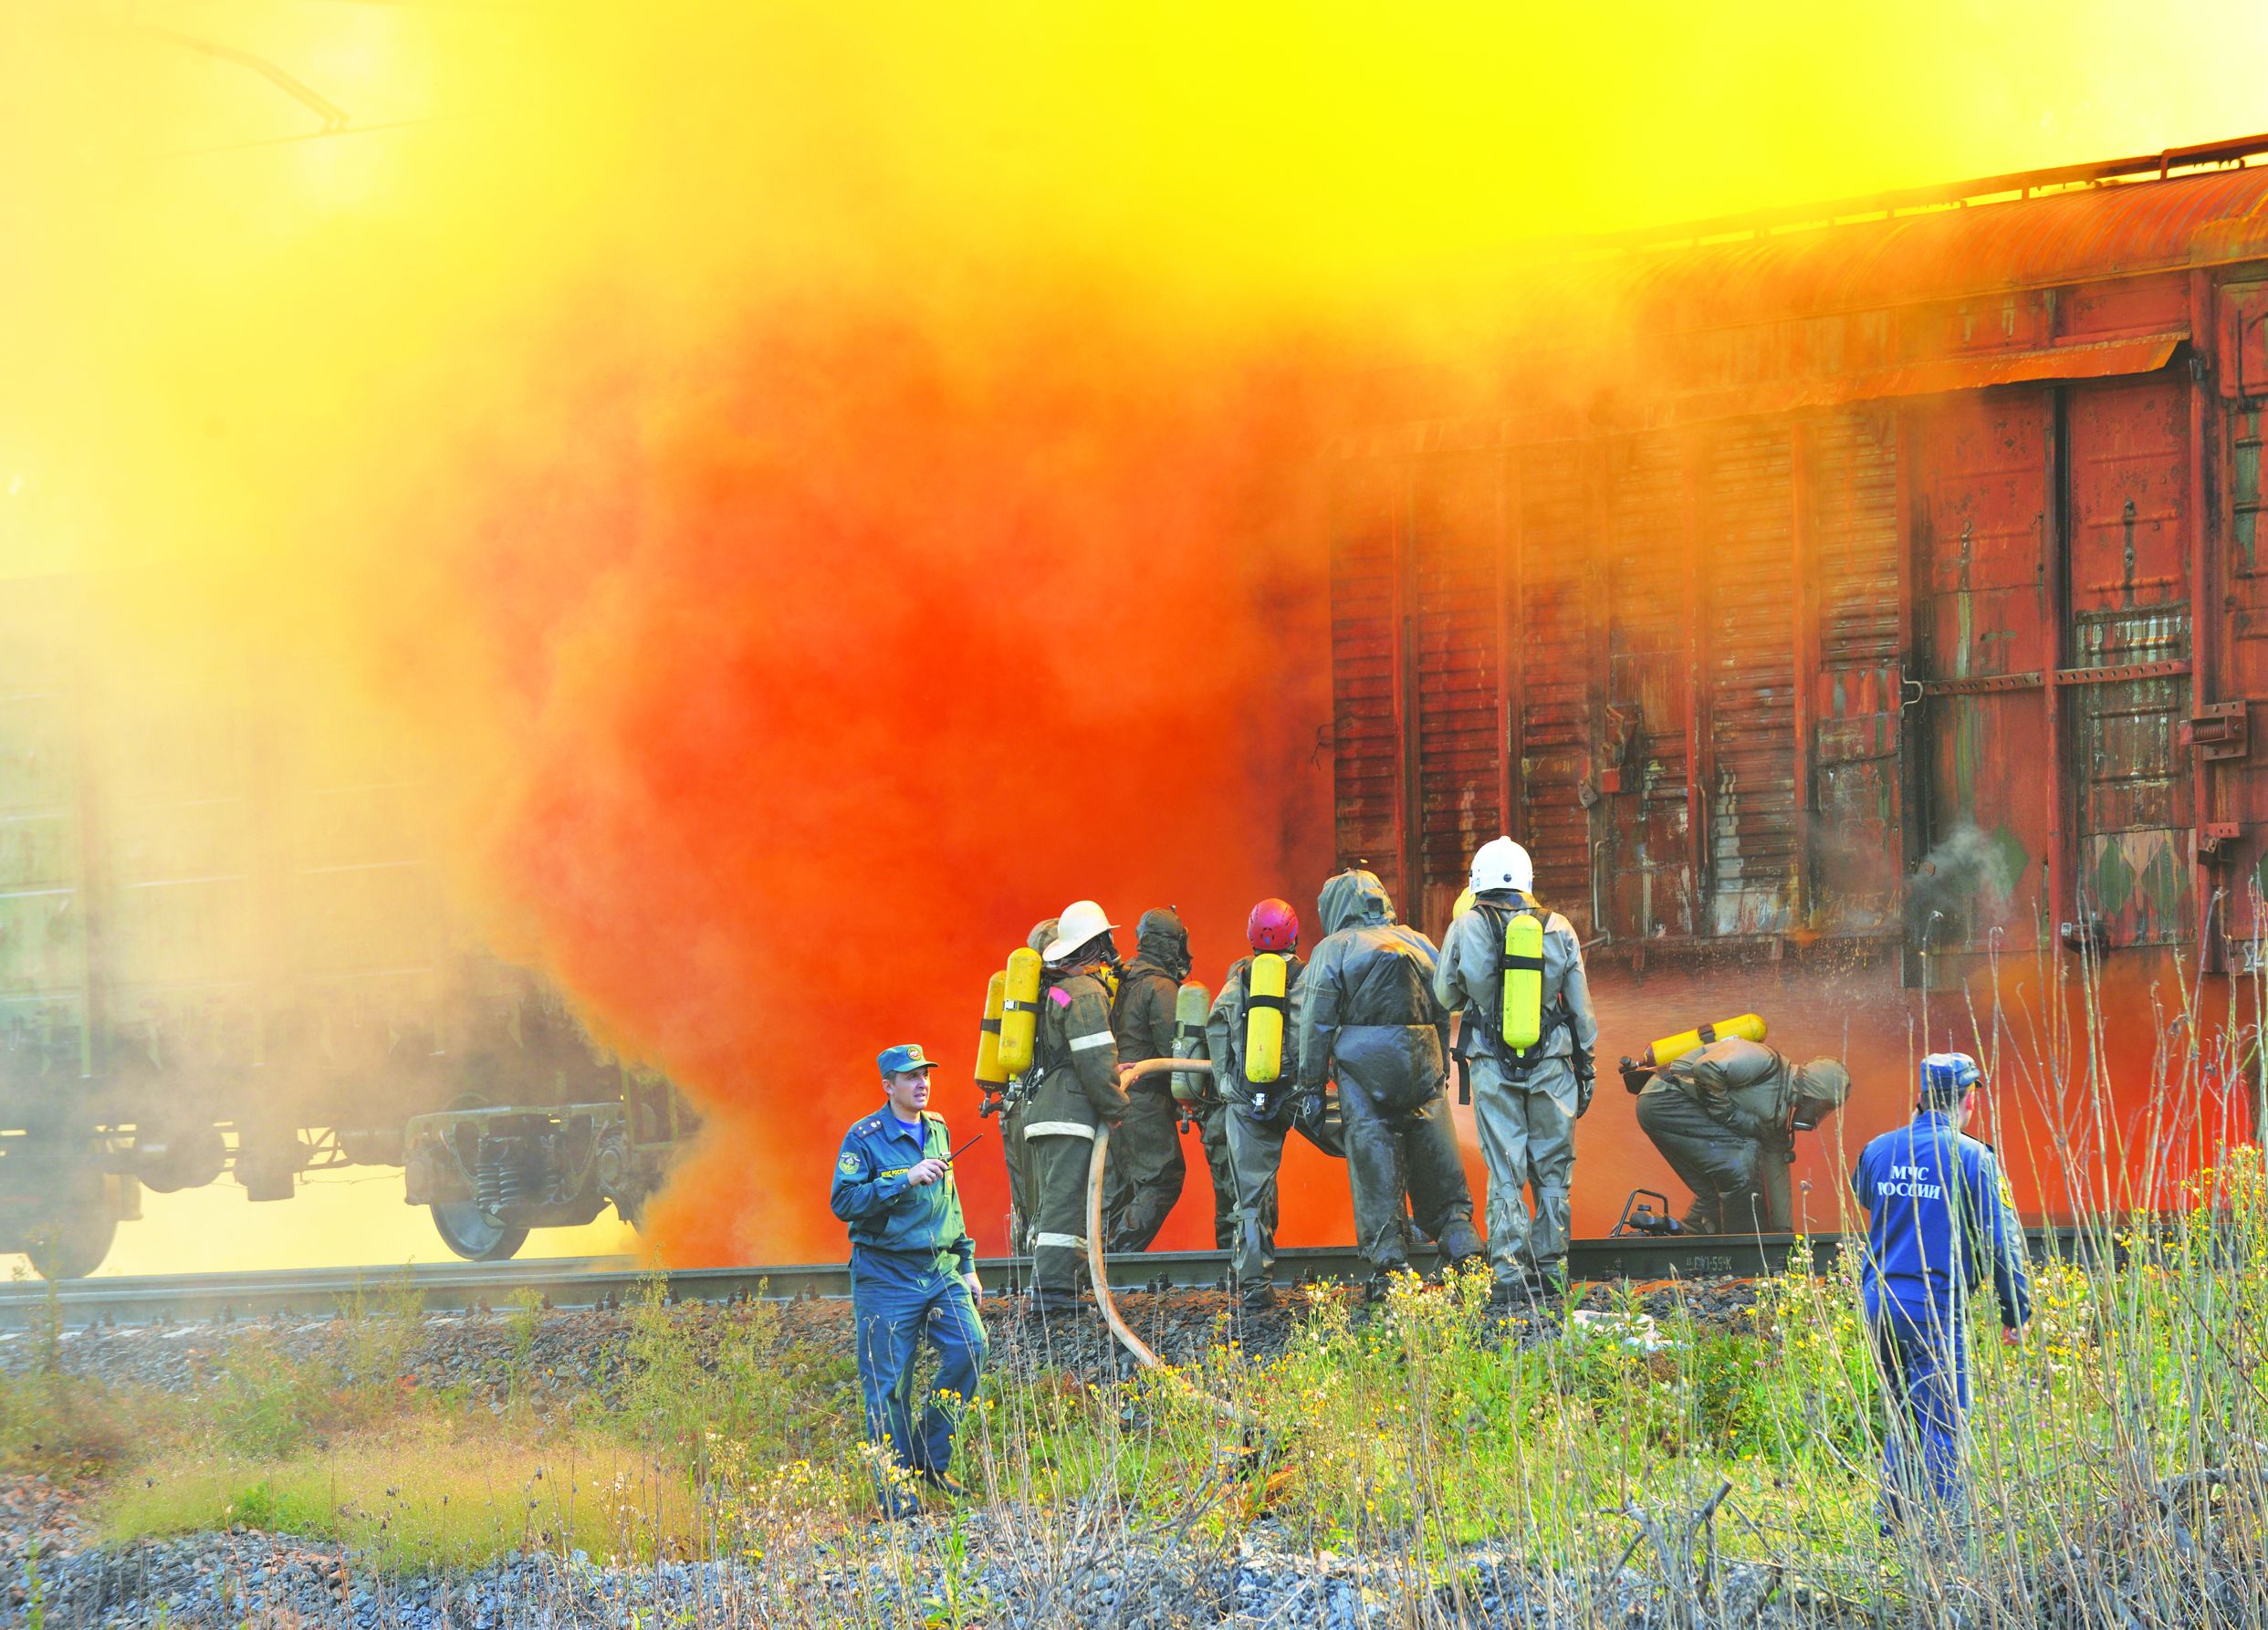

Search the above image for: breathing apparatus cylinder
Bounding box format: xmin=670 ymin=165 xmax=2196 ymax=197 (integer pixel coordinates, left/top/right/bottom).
xmin=998 ymin=947 xmax=1043 ymax=1075
xmin=1642 ymin=1013 xmax=1766 ymax=1068
xmin=1244 ymin=953 xmax=1287 ymax=1083
xmin=976 ymin=972 xmax=1009 ymax=1090
xmin=1501 ymin=912 xmax=1544 ymax=1051
xmin=1171 ymin=981 xmax=1211 ymax=1102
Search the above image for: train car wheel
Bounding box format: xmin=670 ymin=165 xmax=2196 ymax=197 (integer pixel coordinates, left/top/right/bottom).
xmin=430 ymin=1201 xmax=529 ymax=1262
xmin=24 ymin=1204 xmax=117 ymax=1280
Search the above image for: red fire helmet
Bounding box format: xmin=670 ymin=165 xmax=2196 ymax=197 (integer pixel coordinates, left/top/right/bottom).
xmin=1247 ymin=897 xmax=1300 ymax=953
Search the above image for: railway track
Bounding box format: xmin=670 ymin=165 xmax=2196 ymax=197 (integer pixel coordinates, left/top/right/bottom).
xmin=0 ymin=1228 xmax=2083 ymax=1332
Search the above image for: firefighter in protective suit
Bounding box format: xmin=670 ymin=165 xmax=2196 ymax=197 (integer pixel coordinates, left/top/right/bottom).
xmin=1103 ymin=908 xmax=1192 ymax=1252
xmin=1433 ymin=837 xmax=1597 ymax=1299
xmin=1207 ymin=898 xmax=1345 ymax=1308
xmin=1634 ymin=1036 xmax=1852 ymax=1233
xmin=1021 ymin=900 xmax=1130 ymax=1315
xmin=998 ymin=918 xmax=1056 ymax=1254
xmin=1298 ymin=869 xmax=1485 ymax=1289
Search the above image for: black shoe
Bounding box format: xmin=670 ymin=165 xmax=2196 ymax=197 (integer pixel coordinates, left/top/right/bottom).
xmin=1487 ymin=1277 xmax=1528 ymax=1309
xmin=1362 ymin=1267 xmax=1412 ymax=1305
xmin=1028 ymin=1290 xmax=1084 ymax=1318
xmin=1239 ymin=1282 xmax=1279 ymax=1311
xmin=877 ymin=1489 xmax=921 ymax=1521
xmin=919 ymin=1468 xmax=970 ymax=1499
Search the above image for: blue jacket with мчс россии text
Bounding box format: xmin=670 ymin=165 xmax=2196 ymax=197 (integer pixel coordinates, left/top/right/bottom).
xmin=1852 ymin=1109 xmax=2031 ymax=1327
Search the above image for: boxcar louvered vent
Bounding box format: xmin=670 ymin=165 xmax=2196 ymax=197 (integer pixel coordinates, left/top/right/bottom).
xmin=1330 ymin=459 xmax=1405 ymax=905
xmin=1706 ymin=426 xmax=1796 ymax=934
xmin=1515 ymin=443 xmax=1594 ymax=935
xmin=1411 ymin=454 xmax=1501 ymax=927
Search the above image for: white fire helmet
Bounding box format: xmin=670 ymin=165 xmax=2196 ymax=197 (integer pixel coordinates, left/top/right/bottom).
xmin=1043 ymin=900 xmax=1119 ymax=964
xmin=1468 ymin=836 xmax=1534 ymax=895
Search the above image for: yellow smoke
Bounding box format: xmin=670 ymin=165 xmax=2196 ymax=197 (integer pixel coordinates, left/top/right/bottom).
xmin=4 ymin=1 xmax=2265 ymax=1272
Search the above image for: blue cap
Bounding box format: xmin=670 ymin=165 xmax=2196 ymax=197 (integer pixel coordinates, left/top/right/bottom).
xmin=1919 ymin=1051 xmax=1981 ymax=1107
xmin=877 ymin=1042 xmax=942 ymax=1078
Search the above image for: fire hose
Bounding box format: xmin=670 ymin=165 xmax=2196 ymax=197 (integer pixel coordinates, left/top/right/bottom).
xmin=1083 ymin=1056 xmax=1255 ymax=1428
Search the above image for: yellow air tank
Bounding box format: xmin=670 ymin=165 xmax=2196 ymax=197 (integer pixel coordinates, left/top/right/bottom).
xmin=1171 ymin=981 xmax=1211 ymax=1102
xmin=1452 ymin=886 xmax=1475 ymax=922
xmin=1501 ymin=912 xmax=1544 ymax=1051
xmin=998 ymin=947 xmax=1043 ymax=1075
xmin=1244 ymin=953 xmax=1287 ymax=1083
xmin=975 ymin=972 xmax=1009 ymax=1090
xmin=1642 ymin=1013 xmax=1766 ymax=1069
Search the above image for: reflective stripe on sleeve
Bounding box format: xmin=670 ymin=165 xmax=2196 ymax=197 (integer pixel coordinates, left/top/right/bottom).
xmin=1069 ymin=1030 xmax=1114 ymax=1052
xmin=1023 ymin=1121 xmax=1096 ymax=1141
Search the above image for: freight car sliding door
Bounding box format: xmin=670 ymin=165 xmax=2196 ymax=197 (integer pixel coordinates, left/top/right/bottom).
xmin=1910 ymin=390 xmax=2055 ymax=954
xmin=2064 ymin=374 xmax=2192 ymax=946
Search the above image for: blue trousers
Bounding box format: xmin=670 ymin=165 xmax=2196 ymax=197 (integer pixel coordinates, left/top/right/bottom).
xmin=1871 ymin=1299 xmax=1970 ymax=1524
xmin=851 ymin=1251 xmax=987 ymax=1481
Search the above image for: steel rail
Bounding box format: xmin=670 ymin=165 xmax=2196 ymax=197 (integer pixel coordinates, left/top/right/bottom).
xmin=0 ymin=1228 xmax=2085 ymax=1332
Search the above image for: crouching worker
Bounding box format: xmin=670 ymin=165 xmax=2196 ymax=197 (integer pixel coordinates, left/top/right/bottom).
xmin=1632 ymin=1035 xmax=1851 ymax=1233
xmin=831 ymin=1043 xmax=987 ymax=1519
xmin=1854 ymin=1052 xmax=2030 ymax=1529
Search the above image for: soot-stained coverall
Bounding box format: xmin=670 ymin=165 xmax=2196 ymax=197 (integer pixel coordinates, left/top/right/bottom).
xmin=1299 ymin=870 xmax=1484 ymax=1274
xmin=1103 ymin=910 xmax=1191 ymax=1252
xmin=1169 ymin=980 xmax=1239 ymax=1250
xmin=1853 ymin=1111 xmax=2031 ymax=1523
xmin=1023 ymin=962 xmax=1129 ymax=1299
xmin=830 ymin=1107 xmax=987 ymax=1498
xmin=1434 ymin=890 xmax=1597 ymax=1285
xmin=1636 ymin=1037 xmax=1803 ymax=1234
xmin=1207 ymin=952 xmax=1343 ymax=1286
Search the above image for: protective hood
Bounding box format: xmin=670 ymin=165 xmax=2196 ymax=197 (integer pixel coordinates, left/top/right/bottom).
xmin=1027 ymin=919 xmax=1060 ymax=955
xmin=1318 ymin=868 xmax=1394 ymax=937
xmin=1795 ymin=1059 xmax=1854 ymax=1107
xmin=1134 ymin=907 xmax=1191 ymax=979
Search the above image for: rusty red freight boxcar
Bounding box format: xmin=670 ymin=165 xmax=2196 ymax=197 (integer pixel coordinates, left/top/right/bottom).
xmin=1326 ymin=137 xmax=2268 ymax=1227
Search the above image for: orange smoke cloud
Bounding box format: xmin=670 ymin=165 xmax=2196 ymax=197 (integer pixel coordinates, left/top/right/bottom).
xmin=396 ymin=293 xmax=1341 ymax=1259
xmin=12 ymin=2 xmax=2268 ymax=1271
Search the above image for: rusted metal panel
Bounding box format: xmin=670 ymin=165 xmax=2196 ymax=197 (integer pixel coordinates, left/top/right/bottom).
xmin=1410 ymin=453 xmax=1503 ymax=928
xmin=1656 ymin=335 xmax=2183 ymax=432
xmin=2066 ymin=373 xmax=2193 ymax=945
xmin=1910 ymin=391 xmax=2055 ymax=952
xmin=1601 ymin=434 xmax=1695 ymax=939
xmin=2215 ymin=282 xmax=2268 ymax=400
xmin=1513 ymin=442 xmax=1598 ymax=935
xmin=1329 ymin=459 xmax=1406 ymax=904
xmin=1809 ymin=410 xmax=1906 ymax=931
xmin=1703 ymin=424 xmax=1798 ymax=933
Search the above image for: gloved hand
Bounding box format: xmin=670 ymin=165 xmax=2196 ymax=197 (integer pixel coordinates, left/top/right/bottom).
xmin=1574 ymin=1052 xmax=1596 ymax=1119
xmin=1619 ymin=1057 xmax=1656 ymax=1095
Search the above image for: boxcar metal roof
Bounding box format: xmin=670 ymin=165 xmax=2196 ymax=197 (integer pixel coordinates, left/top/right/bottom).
xmin=1619 ymin=164 xmax=2268 ymax=324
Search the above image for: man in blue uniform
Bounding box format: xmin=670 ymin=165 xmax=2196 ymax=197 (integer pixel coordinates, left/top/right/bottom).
xmin=1851 ymin=1051 xmax=2030 ymax=1528
xmin=831 ymin=1042 xmax=987 ymax=1518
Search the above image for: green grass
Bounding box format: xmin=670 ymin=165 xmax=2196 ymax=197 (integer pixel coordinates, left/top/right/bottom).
xmin=5 ymin=1102 xmax=2267 ymax=1622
